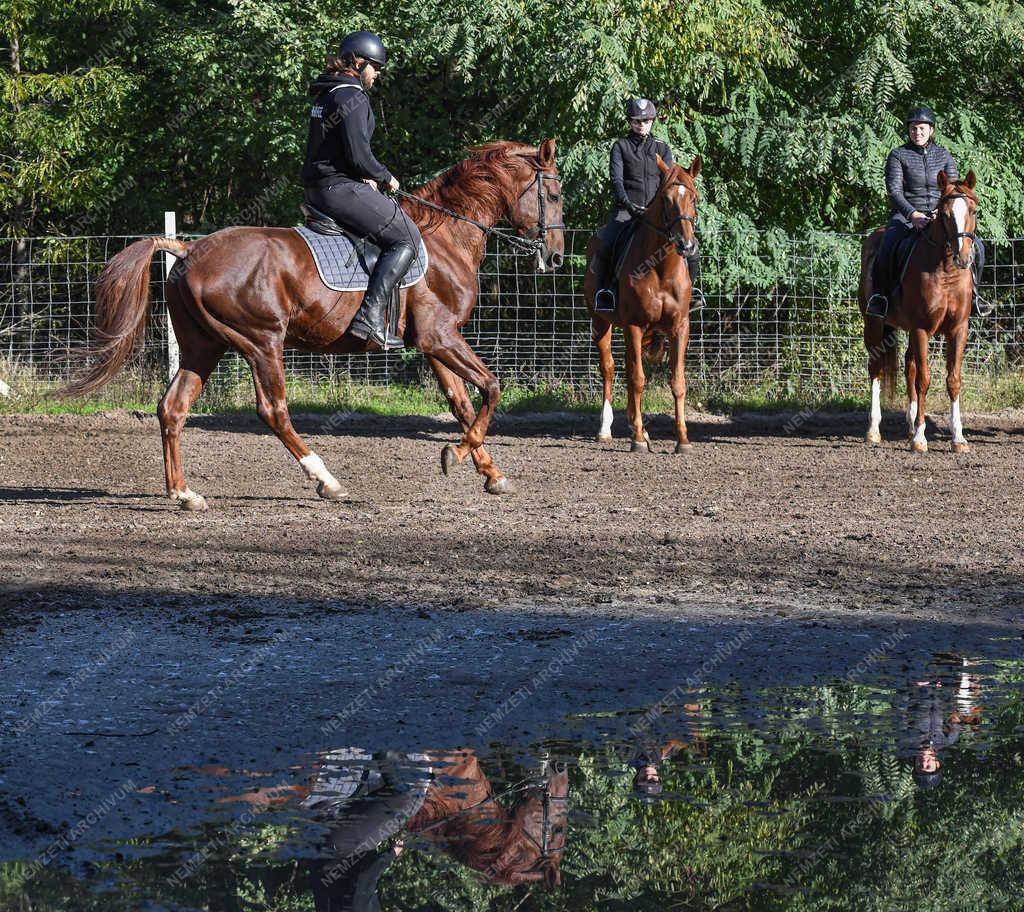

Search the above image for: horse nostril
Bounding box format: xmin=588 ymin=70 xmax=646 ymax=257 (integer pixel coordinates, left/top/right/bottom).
xmin=549 ymin=252 xmax=564 ymax=269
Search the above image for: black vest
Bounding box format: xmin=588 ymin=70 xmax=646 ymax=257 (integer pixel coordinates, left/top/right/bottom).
xmin=614 ymin=135 xmax=671 ymax=207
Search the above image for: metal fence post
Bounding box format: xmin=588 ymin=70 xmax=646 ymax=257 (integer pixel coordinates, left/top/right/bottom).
xmin=164 ymin=211 xmax=180 ymax=380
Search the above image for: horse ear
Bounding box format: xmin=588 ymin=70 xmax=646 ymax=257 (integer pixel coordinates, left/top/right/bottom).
xmin=965 ymin=170 xmax=977 ymax=190
xmin=689 ymin=154 xmax=702 ymax=178
xmin=937 ymin=170 xmax=949 ymax=193
xmin=656 ymin=154 xmax=669 ymax=174
xmin=539 ymin=138 xmax=556 ymax=168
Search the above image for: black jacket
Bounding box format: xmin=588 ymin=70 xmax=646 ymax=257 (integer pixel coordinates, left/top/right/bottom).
xmin=302 ymin=73 xmax=393 ymax=188
xmin=885 ymin=141 xmax=958 ymax=226
xmin=610 ymin=134 xmax=673 ymax=209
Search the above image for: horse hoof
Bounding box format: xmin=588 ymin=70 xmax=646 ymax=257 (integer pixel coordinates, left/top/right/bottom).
xmin=865 ymin=431 xmax=881 ymax=445
xmin=485 ymin=476 xmax=514 ymax=495
xmin=316 ymin=479 xmax=348 ymax=501
xmin=596 ymin=433 xmax=613 ymax=443
xmin=674 ymin=442 xmax=693 ymax=454
xmin=952 ymin=441 xmax=970 ymax=454
xmin=630 ymin=439 xmax=652 ymax=454
xmin=178 ymin=492 xmax=208 ymax=512
xmin=911 ymin=440 xmax=928 ymax=454
xmin=441 ymin=444 xmax=461 ymax=476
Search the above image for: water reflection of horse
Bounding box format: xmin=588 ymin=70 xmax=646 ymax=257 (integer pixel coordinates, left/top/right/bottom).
xmin=223 ymin=747 xmax=568 ymax=907
xmin=61 ymin=142 xmax=565 ymax=506
xmin=859 ymin=171 xmax=979 ymax=452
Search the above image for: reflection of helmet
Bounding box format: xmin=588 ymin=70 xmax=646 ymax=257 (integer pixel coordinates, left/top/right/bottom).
xmin=912 ymin=768 xmax=943 ymax=790
xmin=626 ymin=98 xmax=657 ymax=120
xmin=906 ymin=106 xmax=936 ymax=126
xmin=338 ymin=31 xmax=387 ymax=68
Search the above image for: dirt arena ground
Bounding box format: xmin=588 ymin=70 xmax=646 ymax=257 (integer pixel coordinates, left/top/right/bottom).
xmin=2 ymin=407 xmax=1022 ymax=628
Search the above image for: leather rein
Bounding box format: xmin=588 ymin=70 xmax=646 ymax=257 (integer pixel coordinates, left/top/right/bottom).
xmin=394 ymin=169 xmax=563 ymax=254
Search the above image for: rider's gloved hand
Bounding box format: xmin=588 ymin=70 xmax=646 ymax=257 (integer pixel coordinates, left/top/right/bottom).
xmin=388 ymin=175 xmax=400 ymax=193
xmin=626 ymin=201 xmax=646 ymax=218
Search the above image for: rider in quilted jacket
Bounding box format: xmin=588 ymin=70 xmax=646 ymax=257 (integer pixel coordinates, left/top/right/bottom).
xmin=593 ymin=99 xmax=704 ymax=311
xmin=867 ymin=106 xmax=987 ymax=319
xmin=302 ymin=31 xmax=420 ymax=349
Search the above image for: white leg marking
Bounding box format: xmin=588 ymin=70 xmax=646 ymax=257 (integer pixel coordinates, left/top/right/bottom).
xmin=300 ymin=450 xmax=345 ymax=498
xmin=907 ymin=400 xmax=918 ymax=435
xmin=170 ymin=487 xmax=207 ymax=511
xmin=949 ymin=397 xmax=966 ymax=443
xmin=868 ymin=378 xmax=881 ymax=437
xmin=598 ymin=399 xmax=614 ymax=439
xmin=912 ymin=420 xmax=927 ymax=447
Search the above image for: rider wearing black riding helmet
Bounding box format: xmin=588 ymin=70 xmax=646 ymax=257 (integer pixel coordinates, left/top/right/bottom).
xmin=301 ymin=30 xmax=421 ymax=349
xmin=867 ymin=106 xmax=987 ymax=319
xmin=593 ymin=98 xmax=704 ymax=311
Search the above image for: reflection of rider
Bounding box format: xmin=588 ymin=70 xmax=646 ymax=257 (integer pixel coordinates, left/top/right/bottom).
xmin=867 ymin=106 xmax=986 ymax=319
xmin=901 ymin=658 xmax=981 ymax=790
xmin=304 ymin=749 xmax=430 ymax=912
xmin=301 ymin=31 xmax=419 ymax=349
xmin=593 ymin=99 xmax=704 ymax=311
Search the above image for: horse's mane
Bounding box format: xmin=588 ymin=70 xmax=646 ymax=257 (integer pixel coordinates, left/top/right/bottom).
xmin=403 ymin=141 xmax=542 ymax=233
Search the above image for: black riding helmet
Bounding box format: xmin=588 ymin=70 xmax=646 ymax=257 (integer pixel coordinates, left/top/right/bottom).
xmin=906 ymin=105 xmax=936 ymax=126
xmin=338 ymin=30 xmax=387 ymax=68
xmin=626 ymin=98 xmax=657 ymax=120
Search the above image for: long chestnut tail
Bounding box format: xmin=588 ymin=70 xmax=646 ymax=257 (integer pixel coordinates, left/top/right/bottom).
xmin=880 ymin=323 xmax=900 ymax=399
xmin=60 ymin=237 xmax=190 ymax=396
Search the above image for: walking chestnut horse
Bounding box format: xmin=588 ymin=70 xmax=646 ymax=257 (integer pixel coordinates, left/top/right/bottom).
xmin=61 ymin=141 xmax=564 ymax=508
xmin=859 ymin=170 xmax=978 ymax=452
xmin=583 ymin=155 xmax=701 ymax=453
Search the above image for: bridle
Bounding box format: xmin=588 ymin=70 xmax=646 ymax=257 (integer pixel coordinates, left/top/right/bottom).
xmin=641 ymin=178 xmax=698 ymax=256
xmin=393 ymin=166 xmax=563 ymax=254
xmin=924 ymin=191 xmax=978 ymax=270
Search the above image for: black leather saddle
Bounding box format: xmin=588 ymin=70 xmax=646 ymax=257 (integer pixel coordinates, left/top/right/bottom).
xmin=300 ymin=202 xmax=382 ymax=273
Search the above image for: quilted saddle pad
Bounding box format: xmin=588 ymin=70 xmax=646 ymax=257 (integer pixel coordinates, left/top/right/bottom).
xmin=293 ymin=225 xmax=429 ymax=293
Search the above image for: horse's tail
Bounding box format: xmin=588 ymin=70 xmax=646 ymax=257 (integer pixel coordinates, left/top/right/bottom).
xmin=642 ymin=329 xmax=668 ymax=365
xmin=60 ymin=238 xmax=191 ymax=397
xmin=880 ymin=323 xmax=900 ymax=399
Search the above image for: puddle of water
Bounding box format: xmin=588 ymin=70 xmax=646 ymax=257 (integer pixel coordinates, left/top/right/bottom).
xmin=2 ymin=652 xmax=1023 ymax=910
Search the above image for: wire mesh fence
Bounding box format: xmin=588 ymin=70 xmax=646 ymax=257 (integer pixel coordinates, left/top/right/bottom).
xmin=2 ymin=228 xmax=1023 ymax=400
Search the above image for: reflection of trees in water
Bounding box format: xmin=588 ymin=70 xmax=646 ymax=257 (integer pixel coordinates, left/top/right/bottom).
xmin=2 ymin=676 xmax=1022 ymax=911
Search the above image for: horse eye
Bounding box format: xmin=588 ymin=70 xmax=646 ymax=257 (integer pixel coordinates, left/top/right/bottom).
xmin=548 ymin=193 xmax=560 ymax=202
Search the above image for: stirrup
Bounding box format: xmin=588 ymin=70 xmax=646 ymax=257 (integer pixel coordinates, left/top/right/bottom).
xmin=349 ymin=315 xmax=405 ymax=350
xmin=594 ymin=287 xmax=616 ymax=312
xmin=865 ymin=293 xmax=889 ymax=319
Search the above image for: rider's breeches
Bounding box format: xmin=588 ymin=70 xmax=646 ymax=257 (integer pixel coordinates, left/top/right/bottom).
xmin=304 ymin=180 xmax=422 ymax=251
xmin=872 ymin=216 xmax=914 ymax=296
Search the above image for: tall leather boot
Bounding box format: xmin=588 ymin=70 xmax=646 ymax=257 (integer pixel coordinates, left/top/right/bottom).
xmin=686 ymin=252 xmax=705 ymax=307
xmin=593 ymin=245 xmax=616 ymax=312
xmin=349 ymin=243 xmax=414 ymax=349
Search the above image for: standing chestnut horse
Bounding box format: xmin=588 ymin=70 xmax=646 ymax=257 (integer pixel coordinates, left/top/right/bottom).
xmin=859 ymin=170 xmax=978 ymax=452
xmin=583 ymin=155 xmax=701 ymax=453
xmin=62 ymin=141 xmax=564 ymax=508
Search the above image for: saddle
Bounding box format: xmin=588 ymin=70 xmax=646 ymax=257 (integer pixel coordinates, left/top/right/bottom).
xmin=889 ymin=233 xmax=920 ymax=301
xmin=296 ymin=203 xmax=428 ymax=292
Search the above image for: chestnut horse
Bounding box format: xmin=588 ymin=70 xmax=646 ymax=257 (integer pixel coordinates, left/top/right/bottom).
xmin=406 ymin=750 xmax=568 ymax=887
xmin=859 ymin=170 xmax=978 ymax=452
xmin=584 ymin=155 xmax=702 ymax=453
xmin=61 ymin=141 xmax=564 ymax=507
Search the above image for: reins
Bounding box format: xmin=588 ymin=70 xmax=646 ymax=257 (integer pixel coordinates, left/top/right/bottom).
xmin=393 ymin=168 xmax=563 ymax=254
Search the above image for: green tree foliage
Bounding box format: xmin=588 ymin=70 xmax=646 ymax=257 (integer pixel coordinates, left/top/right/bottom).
xmin=3 ymin=0 xmax=1023 ymax=241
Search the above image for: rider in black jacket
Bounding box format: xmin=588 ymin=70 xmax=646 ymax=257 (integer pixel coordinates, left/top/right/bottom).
xmin=593 ymin=99 xmax=703 ymax=311
xmin=867 ymin=106 xmax=986 ymax=318
xmin=302 ymin=31 xmax=420 ymax=348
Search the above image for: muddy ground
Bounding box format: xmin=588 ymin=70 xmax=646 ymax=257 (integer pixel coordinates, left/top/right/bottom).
xmin=1 ymin=408 xmax=1022 ymax=857
xmin=1 ymin=407 xmax=1022 ymax=625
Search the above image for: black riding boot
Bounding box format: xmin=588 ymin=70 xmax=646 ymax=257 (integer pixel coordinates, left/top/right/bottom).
xmin=593 ymin=246 xmax=616 ymax=312
xmin=349 ymin=243 xmax=414 ymax=349
xmin=866 ymin=257 xmax=890 ymax=319
xmin=686 ymin=252 xmax=705 ymax=307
